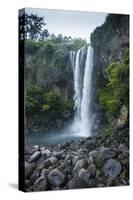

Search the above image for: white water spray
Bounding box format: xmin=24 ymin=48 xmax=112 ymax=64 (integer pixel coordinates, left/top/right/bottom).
xmin=70 ymin=46 xmax=93 ymax=137
xmin=80 ymin=46 xmax=93 ymax=136
xmin=73 ymin=49 xmax=82 ymax=120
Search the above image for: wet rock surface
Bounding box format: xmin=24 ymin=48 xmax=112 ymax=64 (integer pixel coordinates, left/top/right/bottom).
xmin=24 ymin=131 xmax=129 ymax=192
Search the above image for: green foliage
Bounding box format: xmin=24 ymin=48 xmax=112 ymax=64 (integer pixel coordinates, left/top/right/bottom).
xmin=25 ymin=84 xmax=44 ymax=114
xmin=104 ymin=127 xmax=113 ymax=136
xmin=53 ymin=46 xmax=69 ymax=68
xmin=42 ymin=104 xmax=50 ymax=111
xmin=26 ymin=96 xmax=39 ymax=113
xmin=43 ymin=41 xmax=57 ymax=62
xmin=43 ymin=91 xmax=64 ymax=114
xmin=25 ymin=83 xmax=74 ymax=122
xmin=19 ymin=13 xmax=49 ymax=40
xmin=99 ymin=56 xmax=129 ymax=115
xmin=99 ymin=88 xmax=120 ymax=114
xmin=63 ymin=99 xmax=74 ymax=111
xmin=25 ymin=40 xmax=41 ymax=54
xmin=69 ymin=38 xmax=88 ymax=50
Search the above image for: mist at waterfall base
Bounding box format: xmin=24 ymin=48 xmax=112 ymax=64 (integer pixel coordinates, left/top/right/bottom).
xmin=26 ymin=122 xmax=83 ymax=147
xmin=27 ymin=46 xmax=93 ymax=146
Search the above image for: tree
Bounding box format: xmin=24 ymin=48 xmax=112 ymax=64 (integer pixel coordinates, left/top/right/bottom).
xmin=19 ymin=13 xmax=47 ymax=40
xmin=40 ymin=29 xmax=50 ymax=40
xmin=57 ymin=34 xmax=63 ymax=42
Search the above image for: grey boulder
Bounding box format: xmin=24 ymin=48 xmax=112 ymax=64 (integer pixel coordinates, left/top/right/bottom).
xmin=48 ymin=168 xmax=65 ymax=187
xmin=25 ymin=162 xmax=34 ymax=179
xmin=29 ymin=151 xmax=41 ymax=163
xmin=103 ymin=159 xmax=122 ymax=178
xmin=73 ymin=159 xmax=87 ymax=172
xmin=78 ymin=168 xmax=90 ymax=183
xmin=88 ymin=164 xmax=96 ymax=178
xmin=100 ymin=148 xmax=116 ymax=159
xmin=33 ymin=176 xmax=47 ymax=191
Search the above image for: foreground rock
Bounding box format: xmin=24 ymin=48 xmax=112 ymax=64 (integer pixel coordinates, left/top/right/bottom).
xmin=33 ymin=176 xmax=48 ymax=191
xmin=103 ymin=159 xmax=122 ymax=178
xmin=29 ymin=151 xmax=41 ymax=163
xmin=48 ymin=169 xmax=65 ymax=187
xmin=24 ymin=130 xmax=129 ymax=191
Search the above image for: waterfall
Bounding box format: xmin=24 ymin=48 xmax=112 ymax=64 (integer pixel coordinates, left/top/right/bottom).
xmin=80 ymin=46 xmax=93 ymax=136
xmin=70 ymin=46 xmax=93 ymax=137
xmin=70 ymin=51 xmax=75 ymax=71
xmin=73 ymin=49 xmax=82 ymax=120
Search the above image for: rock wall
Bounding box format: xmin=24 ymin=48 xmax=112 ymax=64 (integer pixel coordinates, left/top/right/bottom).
xmin=90 ymin=14 xmax=129 ymax=133
xmin=25 ymin=45 xmax=74 ymax=100
xmin=24 ymin=41 xmax=75 ymax=132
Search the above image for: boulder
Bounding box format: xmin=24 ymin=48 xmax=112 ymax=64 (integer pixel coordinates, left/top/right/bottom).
xmin=84 ymin=139 xmax=96 ymax=151
xmin=33 ymin=176 xmax=47 ymax=191
xmin=117 ymin=105 xmax=128 ymax=128
xmin=68 ymin=176 xmax=89 ymax=189
xmin=29 ymin=151 xmax=41 ymax=163
xmin=73 ymin=159 xmax=87 ymax=173
xmin=94 ymin=148 xmax=116 ymax=168
xmin=52 ymin=151 xmax=64 ymax=159
xmin=41 ymin=149 xmax=51 ymax=159
xmin=78 ymin=168 xmax=90 ymax=183
xmin=87 ymin=156 xmax=94 ymax=165
xmin=118 ymin=151 xmax=129 ymax=167
xmin=25 ymin=162 xmax=34 ymax=179
xmin=30 ymin=168 xmax=40 ymax=184
xmin=61 ymin=142 xmax=70 ymax=149
xmin=72 ymin=156 xmax=79 ymax=166
xmin=25 ymin=179 xmax=30 ymax=187
xmin=103 ymin=159 xmax=122 ymax=178
xmin=41 ymin=168 xmax=49 ymax=176
xmin=48 ymin=156 xmax=57 ymax=165
xmin=119 ymin=144 xmax=128 ymax=152
xmin=100 ymin=148 xmax=116 ymax=159
xmin=30 ymin=145 xmax=39 ymax=154
xmin=88 ymin=164 xmax=96 ymax=178
xmin=89 ymin=150 xmax=99 ymax=158
xmin=48 ymin=168 xmax=65 ymax=187
xmin=39 ymin=155 xmax=57 ymax=168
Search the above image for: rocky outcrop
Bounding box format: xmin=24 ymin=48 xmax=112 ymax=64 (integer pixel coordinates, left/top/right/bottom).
xmin=25 ymin=44 xmax=74 ymax=101
xmin=24 ymin=129 xmax=129 ymax=192
xmin=90 ymin=14 xmax=129 ymax=132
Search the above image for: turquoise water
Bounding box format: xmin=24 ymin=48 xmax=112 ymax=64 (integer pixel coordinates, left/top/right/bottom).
xmin=26 ymin=131 xmax=85 ymax=146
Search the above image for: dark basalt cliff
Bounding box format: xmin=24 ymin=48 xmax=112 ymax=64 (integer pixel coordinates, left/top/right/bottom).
xmin=90 ymin=14 xmax=129 ymax=134
xmin=24 ymin=42 xmax=74 ymax=132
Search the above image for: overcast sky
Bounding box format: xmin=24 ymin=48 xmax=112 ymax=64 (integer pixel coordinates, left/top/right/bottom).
xmin=25 ymin=8 xmax=108 ymax=42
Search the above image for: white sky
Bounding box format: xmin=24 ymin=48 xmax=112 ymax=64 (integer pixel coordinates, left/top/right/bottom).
xmin=25 ymin=8 xmax=108 ymax=42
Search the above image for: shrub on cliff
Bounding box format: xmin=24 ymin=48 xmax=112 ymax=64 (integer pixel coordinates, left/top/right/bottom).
xmin=99 ymin=52 xmax=129 ymax=115
xmin=25 ymin=84 xmax=45 ymax=114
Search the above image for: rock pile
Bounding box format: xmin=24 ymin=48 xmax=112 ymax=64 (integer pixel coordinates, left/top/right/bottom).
xmin=24 ymin=130 xmax=129 ymax=192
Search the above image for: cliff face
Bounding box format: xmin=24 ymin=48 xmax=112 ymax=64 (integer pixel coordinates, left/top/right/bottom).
xmin=90 ymin=14 xmax=129 ymax=133
xmin=24 ymin=41 xmax=75 ymax=133
xmin=25 ymin=44 xmax=74 ymax=100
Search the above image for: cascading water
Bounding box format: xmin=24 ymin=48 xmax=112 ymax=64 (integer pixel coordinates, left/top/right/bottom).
xmin=80 ymin=46 xmax=93 ymax=136
xmin=73 ymin=49 xmax=82 ymax=120
xmin=70 ymin=51 xmax=75 ymax=71
xmin=70 ymin=46 xmax=93 ymax=137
